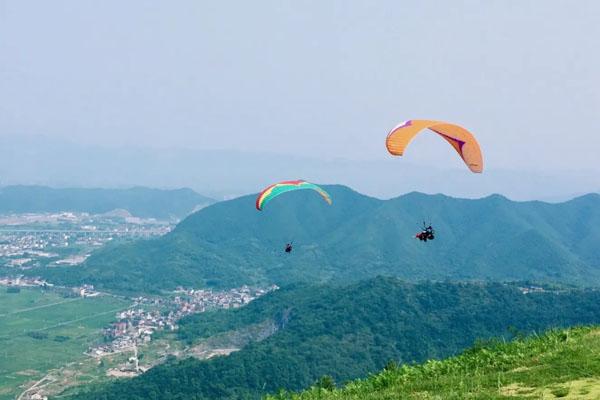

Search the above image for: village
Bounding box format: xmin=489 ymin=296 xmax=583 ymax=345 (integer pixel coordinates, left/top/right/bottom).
xmin=0 ymin=275 xmax=53 ymax=289
xmin=0 ymin=211 xmax=173 ymax=269
xmin=1 ymin=274 xmax=278 ymax=372
xmin=89 ymin=284 xmax=279 ymax=361
xmin=0 ymin=272 xmax=279 ymax=400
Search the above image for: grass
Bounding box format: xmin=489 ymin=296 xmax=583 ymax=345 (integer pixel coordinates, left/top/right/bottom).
xmin=267 ymin=326 xmax=600 ymax=400
xmin=0 ymin=287 xmax=129 ymax=400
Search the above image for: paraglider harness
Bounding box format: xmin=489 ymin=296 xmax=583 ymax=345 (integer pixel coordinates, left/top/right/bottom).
xmin=415 ymin=222 xmax=435 ymax=242
xmin=285 ymin=242 xmax=293 ymax=253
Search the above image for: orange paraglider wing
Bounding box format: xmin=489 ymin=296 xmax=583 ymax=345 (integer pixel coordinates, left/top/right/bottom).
xmin=386 ymin=120 xmax=483 ymax=173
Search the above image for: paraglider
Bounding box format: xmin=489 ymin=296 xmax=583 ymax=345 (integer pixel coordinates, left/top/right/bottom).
xmin=386 ymin=120 xmax=483 ymax=173
xmin=284 ymin=242 xmax=293 ymax=253
xmin=415 ymin=222 xmax=435 ymax=242
xmin=255 ymin=180 xmax=332 ymax=211
xmin=256 ymin=180 xmax=331 ymax=253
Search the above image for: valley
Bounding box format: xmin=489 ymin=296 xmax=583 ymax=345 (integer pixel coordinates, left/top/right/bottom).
xmin=62 ymin=278 xmax=600 ymax=400
xmin=1 ymin=187 xmax=599 ymax=399
xmin=0 ymin=287 xmax=129 ymax=400
xmin=0 ymin=283 xmax=276 ymax=400
xmin=4 ymin=3 xmax=599 ymax=398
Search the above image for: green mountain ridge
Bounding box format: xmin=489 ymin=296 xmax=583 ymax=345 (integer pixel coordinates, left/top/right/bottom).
xmin=0 ymin=185 xmax=214 ymax=219
xmin=268 ymin=325 xmax=600 ymax=400
xmin=64 ymin=278 xmax=600 ymax=400
xmin=39 ymin=186 xmax=600 ymax=293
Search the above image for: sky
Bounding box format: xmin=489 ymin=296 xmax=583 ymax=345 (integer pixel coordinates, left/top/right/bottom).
xmin=0 ymin=1 xmax=599 ymax=196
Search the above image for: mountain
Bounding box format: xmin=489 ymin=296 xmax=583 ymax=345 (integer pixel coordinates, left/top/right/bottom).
xmin=0 ymin=185 xmax=214 ymax=220
xmin=1 ymin=135 xmax=599 ymax=201
xmin=38 ymin=186 xmax=600 ymax=293
xmin=65 ymin=278 xmax=600 ymax=399
xmin=268 ymin=325 xmax=600 ymax=400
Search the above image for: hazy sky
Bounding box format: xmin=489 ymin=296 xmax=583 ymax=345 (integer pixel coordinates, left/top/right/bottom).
xmin=1 ymin=1 xmax=599 ymax=174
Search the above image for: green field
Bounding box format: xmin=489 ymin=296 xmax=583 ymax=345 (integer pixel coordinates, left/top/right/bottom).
xmin=0 ymin=287 xmax=129 ymax=400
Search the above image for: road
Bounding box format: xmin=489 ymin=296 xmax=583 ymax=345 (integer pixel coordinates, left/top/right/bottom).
xmin=0 ymin=297 xmax=82 ymax=317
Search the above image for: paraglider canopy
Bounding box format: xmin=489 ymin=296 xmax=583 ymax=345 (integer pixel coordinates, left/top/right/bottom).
xmin=386 ymin=120 xmax=483 ymax=173
xmin=255 ymin=180 xmax=332 ymax=211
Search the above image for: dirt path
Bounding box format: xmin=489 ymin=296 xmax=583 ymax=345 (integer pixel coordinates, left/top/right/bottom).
xmin=17 ymin=374 xmax=56 ymax=400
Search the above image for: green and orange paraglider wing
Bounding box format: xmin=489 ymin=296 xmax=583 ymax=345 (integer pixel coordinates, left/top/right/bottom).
xmin=386 ymin=119 xmax=484 ymax=173
xmin=256 ymin=180 xmax=332 ymax=211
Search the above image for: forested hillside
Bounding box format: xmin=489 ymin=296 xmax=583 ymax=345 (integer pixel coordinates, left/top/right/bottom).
xmin=40 ymin=186 xmax=600 ymax=293
xmin=66 ymin=278 xmax=600 ymax=399
xmin=268 ymin=326 xmax=600 ymax=400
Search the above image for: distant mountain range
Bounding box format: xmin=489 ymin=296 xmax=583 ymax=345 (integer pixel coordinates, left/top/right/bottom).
xmin=38 ymin=185 xmax=600 ymax=293
xmin=0 ymin=185 xmax=214 ymax=220
xmin=1 ymin=135 xmax=598 ymax=201
xmin=66 ymin=278 xmax=600 ymax=400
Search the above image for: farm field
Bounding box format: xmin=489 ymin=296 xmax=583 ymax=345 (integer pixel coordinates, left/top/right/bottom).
xmin=0 ymin=287 xmax=129 ymax=400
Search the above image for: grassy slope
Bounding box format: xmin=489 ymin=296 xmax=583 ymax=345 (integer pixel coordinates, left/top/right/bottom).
xmin=268 ymin=326 xmax=600 ymax=400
